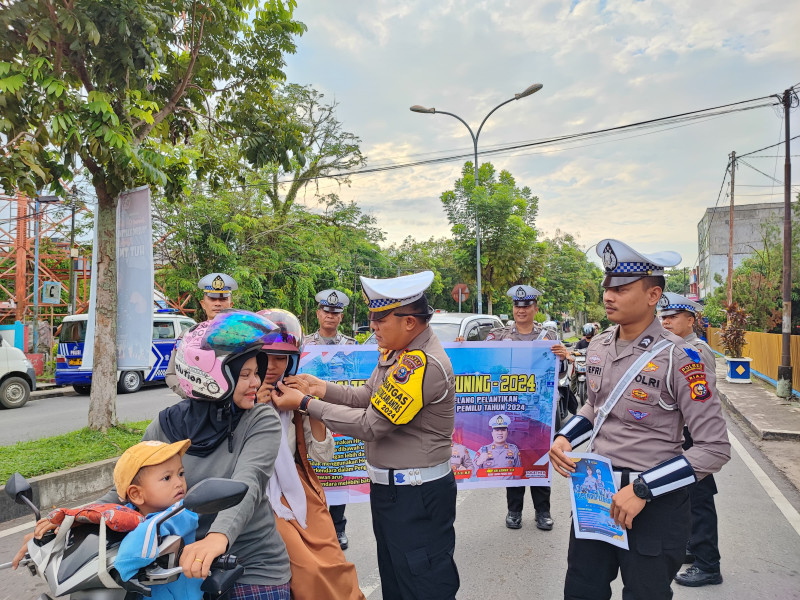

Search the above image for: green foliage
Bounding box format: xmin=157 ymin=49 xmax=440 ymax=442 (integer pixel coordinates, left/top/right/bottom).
xmin=0 ymin=421 xmax=149 ymax=481
xmin=440 ymin=162 xmax=539 ymax=312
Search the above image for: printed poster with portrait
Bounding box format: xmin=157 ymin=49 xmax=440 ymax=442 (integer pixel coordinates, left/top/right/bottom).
xmin=299 ymin=341 xmax=559 ymax=505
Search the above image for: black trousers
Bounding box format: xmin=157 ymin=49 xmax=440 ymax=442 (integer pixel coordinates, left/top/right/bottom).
xmin=507 ymin=484 xmax=551 ymax=513
xmin=329 ymin=504 xmax=347 ymax=534
xmin=370 ymin=472 xmax=460 ymax=600
xmin=564 ymin=488 xmax=690 ymax=600
xmin=688 ymin=474 xmax=720 ymax=572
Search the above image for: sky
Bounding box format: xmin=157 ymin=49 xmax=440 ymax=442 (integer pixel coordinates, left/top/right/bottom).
xmin=283 ymin=0 xmax=799 ymax=271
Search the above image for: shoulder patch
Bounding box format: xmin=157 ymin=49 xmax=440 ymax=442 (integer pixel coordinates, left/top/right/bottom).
xmin=683 ymin=346 xmax=701 ymax=363
xmin=370 ymin=350 xmax=427 ymax=424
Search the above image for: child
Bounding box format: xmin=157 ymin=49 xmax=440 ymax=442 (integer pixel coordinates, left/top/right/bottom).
xmin=112 ymin=439 xmax=201 ymax=599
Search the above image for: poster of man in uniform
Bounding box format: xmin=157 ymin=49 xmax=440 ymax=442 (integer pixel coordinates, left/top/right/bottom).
xmin=298 ymin=340 xmax=559 ymax=505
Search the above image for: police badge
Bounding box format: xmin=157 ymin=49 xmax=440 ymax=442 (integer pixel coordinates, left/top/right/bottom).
xmin=327 ymin=291 xmax=339 ymax=305
xmin=602 ymin=242 xmax=618 ymax=272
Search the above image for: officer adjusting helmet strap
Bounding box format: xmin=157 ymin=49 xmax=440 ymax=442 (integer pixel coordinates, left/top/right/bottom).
xmin=586 ymin=339 xmax=674 ymax=453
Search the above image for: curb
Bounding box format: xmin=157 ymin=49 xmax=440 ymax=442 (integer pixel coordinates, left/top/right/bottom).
xmin=720 ymin=390 xmax=800 ymax=442
xmin=0 ymin=458 xmax=115 ymax=523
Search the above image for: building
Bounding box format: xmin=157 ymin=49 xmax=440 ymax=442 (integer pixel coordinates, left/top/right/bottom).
xmin=697 ymin=201 xmax=785 ymax=299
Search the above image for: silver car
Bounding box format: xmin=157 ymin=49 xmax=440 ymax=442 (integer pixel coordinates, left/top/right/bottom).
xmin=362 ymin=312 xmax=503 ymax=344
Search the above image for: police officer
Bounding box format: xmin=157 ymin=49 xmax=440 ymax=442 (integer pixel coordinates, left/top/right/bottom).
xmin=659 ymin=292 xmax=723 ymax=587
xmin=304 ymin=288 xmax=357 ymax=550
xmin=451 ymin=441 xmax=474 ymax=472
xmin=549 ymin=239 xmax=731 ymax=600
xmin=486 ymin=284 xmax=570 ymax=531
xmin=475 ymin=414 xmax=521 ymax=477
xmin=268 ymin=271 xmax=459 ymax=600
xmin=164 ymin=273 xmax=237 ymax=398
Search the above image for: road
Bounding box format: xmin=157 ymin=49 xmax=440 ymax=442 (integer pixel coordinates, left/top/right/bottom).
xmin=0 ymin=412 xmax=799 ymax=598
xmin=1 ymin=385 xmax=179 ymax=445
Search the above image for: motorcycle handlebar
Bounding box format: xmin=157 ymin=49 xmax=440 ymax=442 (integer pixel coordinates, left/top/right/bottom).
xmin=210 ymin=554 xmax=239 ymax=571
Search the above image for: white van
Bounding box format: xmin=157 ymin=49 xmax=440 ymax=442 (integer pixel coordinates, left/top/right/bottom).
xmin=0 ymin=333 xmax=37 ymax=409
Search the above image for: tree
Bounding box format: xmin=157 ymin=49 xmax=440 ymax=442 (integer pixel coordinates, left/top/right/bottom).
xmin=440 ymin=162 xmax=539 ymax=313
xmin=0 ymin=1 xmax=306 ymax=430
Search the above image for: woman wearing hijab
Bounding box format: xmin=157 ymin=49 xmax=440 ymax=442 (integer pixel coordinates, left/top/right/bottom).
xmin=255 ymin=308 xmax=364 ymax=600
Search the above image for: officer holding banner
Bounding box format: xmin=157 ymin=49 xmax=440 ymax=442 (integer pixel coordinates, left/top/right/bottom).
xmin=486 ymin=284 xmax=569 ymax=531
xmin=659 ymin=292 xmax=723 ymax=587
xmin=164 ymin=273 xmax=237 ymax=398
xmin=269 ymin=271 xmax=459 ymax=600
xmin=305 ymin=288 xmax=357 ymax=550
xmin=549 ymin=239 xmax=730 ymax=600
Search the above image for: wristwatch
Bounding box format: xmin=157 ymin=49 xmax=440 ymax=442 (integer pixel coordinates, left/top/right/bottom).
xmin=298 ymin=394 xmax=314 ymax=415
xmin=632 ymin=476 xmax=652 ymax=500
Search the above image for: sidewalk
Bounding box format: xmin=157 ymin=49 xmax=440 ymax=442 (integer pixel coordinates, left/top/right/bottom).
xmin=715 ymin=358 xmax=800 ymax=492
xmin=30 ymin=381 xmax=75 ymax=400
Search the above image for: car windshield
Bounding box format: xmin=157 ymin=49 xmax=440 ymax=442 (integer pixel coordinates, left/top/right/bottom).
xmin=430 ymin=323 xmax=461 ymax=342
xmin=60 ymin=320 xmax=87 ymax=343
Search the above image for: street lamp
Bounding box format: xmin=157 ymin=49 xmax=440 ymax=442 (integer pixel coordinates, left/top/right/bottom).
xmin=411 ymin=83 xmax=543 ymax=314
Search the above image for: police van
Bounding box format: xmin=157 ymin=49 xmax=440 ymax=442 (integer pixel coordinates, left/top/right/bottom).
xmin=55 ymin=310 xmax=196 ymax=394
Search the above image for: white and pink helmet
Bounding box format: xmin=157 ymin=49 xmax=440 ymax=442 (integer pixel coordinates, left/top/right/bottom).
xmin=174 ymin=309 xmax=279 ymax=401
xmin=256 ymin=308 xmax=304 ymax=378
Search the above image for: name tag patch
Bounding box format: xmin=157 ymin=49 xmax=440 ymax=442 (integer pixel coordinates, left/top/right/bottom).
xmin=634 ymin=374 xmax=660 ymax=388
xmin=371 ymin=350 xmax=427 ymax=424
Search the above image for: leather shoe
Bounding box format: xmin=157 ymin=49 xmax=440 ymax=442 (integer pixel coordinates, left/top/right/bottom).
xmin=505 ymin=511 xmax=522 ymax=529
xmin=336 ymin=530 xmax=349 ymax=550
xmin=535 ymin=511 xmax=554 ymax=531
xmin=674 ymin=566 xmax=723 ymax=587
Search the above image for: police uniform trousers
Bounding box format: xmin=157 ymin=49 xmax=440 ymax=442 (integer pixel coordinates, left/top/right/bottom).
xmin=564 ymin=488 xmax=690 ymax=600
xmin=507 ymin=484 xmax=550 ymax=514
xmin=329 ymin=504 xmax=347 ymax=534
xmin=369 ymin=471 xmax=459 ymax=600
xmin=687 ymin=474 xmax=720 ymax=572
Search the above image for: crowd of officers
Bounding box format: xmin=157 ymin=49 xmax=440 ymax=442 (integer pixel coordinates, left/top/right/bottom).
xmin=163 ymin=236 xmax=729 ymax=600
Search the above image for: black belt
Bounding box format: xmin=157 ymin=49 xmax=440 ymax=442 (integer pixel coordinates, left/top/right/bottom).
xmin=613 ymin=467 xmax=637 ymax=487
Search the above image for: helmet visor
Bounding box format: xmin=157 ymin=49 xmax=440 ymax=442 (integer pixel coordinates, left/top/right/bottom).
xmin=202 ymin=309 xmax=279 ymax=353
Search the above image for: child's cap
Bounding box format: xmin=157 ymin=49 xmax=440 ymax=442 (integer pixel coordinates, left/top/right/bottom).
xmin=114 ymin=439 xmax=190 ymax=501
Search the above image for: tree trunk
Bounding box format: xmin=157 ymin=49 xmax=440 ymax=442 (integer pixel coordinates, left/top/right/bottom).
xmin=487 ymin=293 xmax=493 ymax=315
xmin=88 ymin=189 xmax=118 ymax=432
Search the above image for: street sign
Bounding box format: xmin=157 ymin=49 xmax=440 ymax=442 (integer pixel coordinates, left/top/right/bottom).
xmin=451 ymin=284 xmax=469 ymax=303
xmin=42 ymin=281 xmax=62 ymax=304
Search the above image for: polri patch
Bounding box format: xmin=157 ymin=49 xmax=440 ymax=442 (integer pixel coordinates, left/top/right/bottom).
xmin=685 ymin=373 xmax=711 ymax=402
xmin=680 ymin=362 xmax=704 ymax=376
xmin=628 ymin=409 xmax=649 ymax=421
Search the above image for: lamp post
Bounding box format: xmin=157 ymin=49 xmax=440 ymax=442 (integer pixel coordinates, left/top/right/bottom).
xmin=411 ymin=83 xmax=543 ymax=314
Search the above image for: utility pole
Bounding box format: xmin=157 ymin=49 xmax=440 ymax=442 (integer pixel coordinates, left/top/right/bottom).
xmin=777 ymin=88 xmax=795 ymax=399
xmin=68 ymin=197 xmax=77 ymax=314
xmin=727 ymin=151 xmax=735 ymax=308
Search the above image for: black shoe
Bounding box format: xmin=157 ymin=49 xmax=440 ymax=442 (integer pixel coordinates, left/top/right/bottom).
xmin=336 ymin=530 xmax=349 ymax=550
xmin=535 ymin=511 xmax=554 ymax=531
xmin=675 ymin=566 xmax=723 ymax=587
xmin=505 ymin=511 xmax=522 ymax=529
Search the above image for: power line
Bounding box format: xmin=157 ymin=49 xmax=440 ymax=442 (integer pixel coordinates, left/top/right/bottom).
xmin=736 ymin=134 xmax=800 ymax=159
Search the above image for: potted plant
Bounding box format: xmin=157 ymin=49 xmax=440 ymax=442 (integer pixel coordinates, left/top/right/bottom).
xmin=720 ymin=302 xmax=751 ymax=383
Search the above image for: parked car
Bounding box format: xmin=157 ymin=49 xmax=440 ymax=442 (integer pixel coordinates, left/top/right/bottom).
xmin=0 ymin=333 xmax=36 ymax=409
xmin=362 ymin=312 xmax=503 ymax=345
xmin=55 ymin=310 xmax=196 ymax=394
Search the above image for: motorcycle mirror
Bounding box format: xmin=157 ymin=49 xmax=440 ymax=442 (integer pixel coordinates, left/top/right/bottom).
xmin=4 ymin=473 xmax=40 ymax=521
xmin=183 ymin=478 xmax=249 ymax=515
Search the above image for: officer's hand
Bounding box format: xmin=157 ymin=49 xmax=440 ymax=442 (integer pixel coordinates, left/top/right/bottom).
xmin=549 ymin=436 xmax=575 ymax=478
xmin=271 ymin=380 xmax=304 ymax=411
xmin=283 ymin=375 xmax=310 ymax=395
xmin=475 ymin=452 xmax=489 ymax=467
xmin=293 ymin=374 xmax=326 ymax=397
xmin=610 ymin=485 xmax=646 ymax=529
xmin=256 ymin=382 xmax=275 ymax=404
xmin=551 ymin=344 xmax=568 ymax=360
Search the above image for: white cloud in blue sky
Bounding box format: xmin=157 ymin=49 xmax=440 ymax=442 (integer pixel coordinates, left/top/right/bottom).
xmin=284 ymin=0 xmax=798 ymax=269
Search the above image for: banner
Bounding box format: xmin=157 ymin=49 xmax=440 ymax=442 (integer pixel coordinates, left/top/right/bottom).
xmin=81 ymin=187 xmax=153 ymax=372
xmin=299 ymin=341 xmax=559 ymax=504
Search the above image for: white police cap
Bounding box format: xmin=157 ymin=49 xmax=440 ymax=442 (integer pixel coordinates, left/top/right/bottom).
xmin=316 ymin=289 xmax=350 ymax=313
xmin=198 ymin=273 xmax=238 ymax=298
xmin=489 ymin=414 xmax=511 ymax=428
xmin=658 ymin=292 xmax=702 ymax=317
xmin=360 ymin=271 xmax=434 ymax=313
xmin=507 ymin=285 xmax=541 ymax=306
xmin=596 ymin=239 xmax=681 ymax=288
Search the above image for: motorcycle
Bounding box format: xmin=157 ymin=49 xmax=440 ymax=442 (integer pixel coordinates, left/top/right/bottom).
xmin=572 ymin=349 xmax=588 ymax=407
xmin=556 ymin=346 xmax=580 ymax=430
xmin=2 ymin=474 xmax=247 ymax=600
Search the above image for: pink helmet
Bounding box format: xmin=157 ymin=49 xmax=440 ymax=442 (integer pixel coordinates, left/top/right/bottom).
xmin=175 ymin=309 xmax=278 ymax=401
xmin=256 ymin=308 xmax=304 ymax=377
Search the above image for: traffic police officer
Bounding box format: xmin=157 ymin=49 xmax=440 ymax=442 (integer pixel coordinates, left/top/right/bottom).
xmin=659 ymin=292 xmax=723 ymax=587
xmin=268 ymin=271 xmax=459 ymax=600
xmin=549 ymin=239 xmax=731 ymax=600
xmin=451 ymin=441 xmax=474 ymax=472
xmin=486 ymin=284 xmax=569 ymax=531
xmin=164 ymin=273 xmax=237 ymax=398
xmin=304 ymin=288 xmax=357 ymax=550
xmin=475 ymin=414 xmax=521 ymax=477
